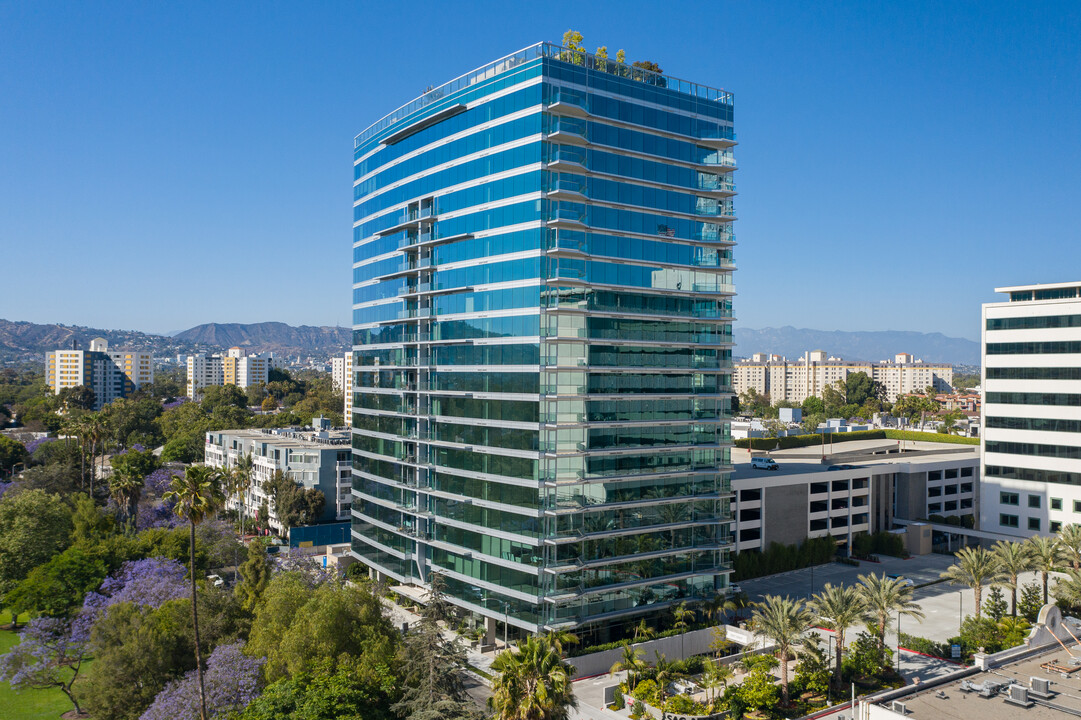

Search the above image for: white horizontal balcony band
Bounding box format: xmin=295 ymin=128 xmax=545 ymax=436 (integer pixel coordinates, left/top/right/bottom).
xmin=425 ymin=488 xmax=543 ymax=518
xmin=355 ymin=159 xmax=543 ymax=227
xmin=428 ymin=540 xmax=542 ymax=576
xmin=351 ymin=528 xmax=411 ymax=561
xmin=432 ymin=514 xmax=541 ymax=547
xmin=354 ymin=78 xmax=544 ymax=168
xmin=550 ymin=79 xmax=736 ymax=146
xmin=356 ymin=146 xmax=544 ymax=213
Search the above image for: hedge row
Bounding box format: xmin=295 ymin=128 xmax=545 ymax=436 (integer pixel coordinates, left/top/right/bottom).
xmin=734 ymin=428 xmax=977 ymax=451
xmin=882 ymin=430 xmax=978 ymax=446
xmin=735 ymin=429 xmax=886 ymax=450
xmin=731 ymin=535 xmax=837 ymax=581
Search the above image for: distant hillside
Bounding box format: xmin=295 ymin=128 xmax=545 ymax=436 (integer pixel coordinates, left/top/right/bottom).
xmin=734 ymin=326 xmax=980 ymax=366
xmin=172 ymin=322 xmax=350 ymax=358
xmin=0 ymin=319 xmax=186 ymax=364
xmin=0 ymin=319 xmax=349 ymax=365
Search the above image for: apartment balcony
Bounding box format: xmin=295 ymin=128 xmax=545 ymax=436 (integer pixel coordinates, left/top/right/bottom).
xmin=548 ymin=118 xmax=589 ymax=146
xmin=546 ymin=179 xmax=588 ymax=202
xmin=547 ymin=208 xmax=588 ymax=230
xmin=377 ymin=207 xmax=435 ymax=237
xmin=547 ymin=88 xmax=590 ymax=118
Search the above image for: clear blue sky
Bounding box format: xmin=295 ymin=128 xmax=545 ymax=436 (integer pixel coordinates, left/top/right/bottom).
xmin=2 ymin=1 xmax=1079 ymax=340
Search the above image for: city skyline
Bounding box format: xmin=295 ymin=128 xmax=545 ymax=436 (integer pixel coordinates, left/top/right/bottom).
xmin=3 ymin=1 xmax=1080 ymax=339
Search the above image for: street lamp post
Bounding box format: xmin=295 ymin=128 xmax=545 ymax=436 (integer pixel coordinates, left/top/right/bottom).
xmin=896 ymin=611 xmax=901 ymax=672
xmin=481 ymin=597 xmax=510 ymax=649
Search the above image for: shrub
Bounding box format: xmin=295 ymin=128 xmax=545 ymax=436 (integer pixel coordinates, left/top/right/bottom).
xmin=851 ymin=531 xmax=907 ymax=560
xmin=631 ymin=678 xmax=661 ymax=707
xmin=669 ymin=655 xmax=705 ymax=675
xmin=732 ymin=535 xmax=836 ymax=581
xmin=665 ymin=693 xmax=707 ymax=714
xmin=612 ymin=691 xmax=625 ymax=710
xmin=898 ymin=632 xmax=950 ymax=659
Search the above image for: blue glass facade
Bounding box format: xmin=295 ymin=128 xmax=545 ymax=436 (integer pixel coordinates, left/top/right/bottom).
xmin=351 ymin=43 xmax=735 ymax=635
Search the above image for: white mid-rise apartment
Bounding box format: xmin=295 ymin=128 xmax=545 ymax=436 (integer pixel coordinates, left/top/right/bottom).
xmin=735 ymin=350 xmax=952 ymax=404
xmin=981 ymin=281 xmax=1081 ymax=538
xmin=330 ymin=353 xmax=354 ymax=427
xmin=186 ymin=346 xmax=275 ymax=398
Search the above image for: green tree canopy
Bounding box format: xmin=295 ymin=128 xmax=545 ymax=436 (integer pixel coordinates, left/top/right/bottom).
xmin=0 ymin=488 xmax=73 ymax=597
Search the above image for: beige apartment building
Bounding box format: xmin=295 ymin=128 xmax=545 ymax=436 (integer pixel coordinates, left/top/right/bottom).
xmin=734 ymin=350 xmax=952 ymax=404
xmin=186 ymin=346 xmax=276 ymax=398
xmin=46 ymin=338 xmax=154 ymax=410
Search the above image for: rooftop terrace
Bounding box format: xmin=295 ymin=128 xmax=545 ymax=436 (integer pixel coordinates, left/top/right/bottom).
xmin=355 ymin=41 xmax=734 ymax=148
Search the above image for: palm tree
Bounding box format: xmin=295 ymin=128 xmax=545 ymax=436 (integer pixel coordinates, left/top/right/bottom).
xmin=653 ymin=653 xmax=675 ymax=707
xmin=857 ymin=573 xmax=925 ymax=648
xmin=85 ymin=412 xmax=105 ymax=495
xmin=1058 ymin=524 xmax=1081 ymax=569
xmin=992 ymin=540 xmax=1034 ymax=616
xmin=633 ymin=618 xmax=655 ymax=642
xmin=610 ymin=643 xmax=646 ymax=692
xmin=61 ymin=414 xmax=88 ymax=490
xmin=673 ymin=601 xmax=695 ymax=658
xmin=489 ymin=635 xmax=577 ymax=720
xmin=702 ymin=659 xmax=733 ymax=705
xmin=163 ymin=465 xmax=225 ymax=720
xmin=810 ymin=583 xmax=867 ymax=688
xmin=940 ymin=546 xmax=1003 ymax=619
xmin=749 ymin=595 xmax=813 ymax=706
xmin=542 ymin=628 xmax=579 ymax=656
xmin=1028 ymin=535 xmax=1064 ymax=605
xmin=108 ymin=467 xmax=144 ymax=530
xmin=1054 ymin=568 xmax=1081 ymax=609
xmin=231 ymin=452 xmax=254 ymax=536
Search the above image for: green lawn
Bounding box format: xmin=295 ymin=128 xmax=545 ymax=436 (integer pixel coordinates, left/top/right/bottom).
xmin=0 ymin=610 xmax=89 ymax=720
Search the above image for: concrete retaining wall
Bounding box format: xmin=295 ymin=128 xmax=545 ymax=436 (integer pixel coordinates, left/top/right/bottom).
xmin=571 ymin=625 xmax=771 ymax=679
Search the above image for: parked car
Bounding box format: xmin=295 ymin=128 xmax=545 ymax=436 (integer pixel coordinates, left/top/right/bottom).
xmin=751 ymin=456 xmax=779 ymax=470
xmin=886 ymin=573 xmax=914 ymax=587
xmin=206 ymin=574 xmax=225 ymax=587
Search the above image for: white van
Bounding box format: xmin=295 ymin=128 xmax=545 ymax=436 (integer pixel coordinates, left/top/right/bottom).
xmin=751 ymin=456 xmax=779 ymax=471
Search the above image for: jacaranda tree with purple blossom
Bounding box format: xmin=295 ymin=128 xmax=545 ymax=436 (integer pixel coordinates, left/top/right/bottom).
xmin=164 ymin=465 xmax=225 ymax=720
xmin=140 ymin=641 xmax=265 ymax=720
xmin=0 ymin=616 xmax=88 ymax=715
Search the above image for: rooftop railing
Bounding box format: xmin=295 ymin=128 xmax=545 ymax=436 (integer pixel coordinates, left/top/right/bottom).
xmin=355 ymin=42 xmax=733 ymax=148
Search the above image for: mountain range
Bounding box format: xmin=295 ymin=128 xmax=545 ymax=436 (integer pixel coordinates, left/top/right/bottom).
xmin=733 ymin=326 xmax=980 ymax=366
xmin=0 ymin=319 xmax=980 ymax=367
xmin=0 ymin=319 xmax=350 ymax=365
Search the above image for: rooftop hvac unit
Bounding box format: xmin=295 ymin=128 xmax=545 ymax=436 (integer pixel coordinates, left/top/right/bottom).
xmin=891 ymin=701 xmax=908 ymax=714
xmin=1005 ymin=684 xmax=1034 ymax=708
xmin=1029 ymin=677 xmax=1055 ymax=699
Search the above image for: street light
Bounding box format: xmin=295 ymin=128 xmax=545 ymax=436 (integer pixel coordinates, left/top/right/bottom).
xmin=481 ymin=596 xmax=510 ymax=649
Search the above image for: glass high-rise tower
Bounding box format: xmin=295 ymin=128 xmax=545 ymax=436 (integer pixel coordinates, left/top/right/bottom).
xmin=351 ymin=43 xmax=736 ymax=639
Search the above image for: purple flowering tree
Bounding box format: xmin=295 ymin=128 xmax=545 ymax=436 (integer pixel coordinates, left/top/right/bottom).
xmin=22 ymin=437 xmax=55 ymax=455
xmin=0 ymin=617 xmax=88 ymax=715
xmin=140 ymin=642 xmax=265 ymax=720
xmin=74 ymin=557 xmax=189 ymax=642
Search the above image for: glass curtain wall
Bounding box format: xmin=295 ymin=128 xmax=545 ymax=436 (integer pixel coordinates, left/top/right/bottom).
xmin=351 ymin=42 xmax=735 ymax=639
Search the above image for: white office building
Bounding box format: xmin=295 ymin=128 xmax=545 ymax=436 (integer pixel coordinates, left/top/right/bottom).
xmin=981 ymin=282 xmax=1081 ymax=538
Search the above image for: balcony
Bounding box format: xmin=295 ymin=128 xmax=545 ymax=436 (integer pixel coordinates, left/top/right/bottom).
xmin=377 ymin=207 xmax=436 ymax=237
xmin=548 ymin=118 xmax=589 ymax=146
xmin=547 ymin=88 xmax=590 ymax=118
xmin=546 ymin=179 xmax=587 ymax=202
xmin=547 ymin=207 xmax=587 ymax=230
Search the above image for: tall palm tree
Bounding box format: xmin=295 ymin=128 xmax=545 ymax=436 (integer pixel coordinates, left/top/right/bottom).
xmin=489 ymin=635 xmax=577 ymax=720
xmin=1028 ymin=535 xmax=1064 ymax=605
xmin=940 ymin=546 xmax=1003 ymax=619
xmin=810 ymin=583 xmax=867 ymax=688
xmin=992 ymin=540 xmax=1035 ymax=616
xmin=1058 ymin=524 xmax=1081 ymax=569
xmin=673 ymin=601 xmax=695 ymax=658
xmin=653 ymin=654 xmax=675 ymax=707
xmin=108 ymin=467 xmax=144 ymax=530
xmin=610 ymin=643 xmax=646 ymax=692
xmin=749 ymin=595 xmax=813 ymax=706
xmin=61 ymin=414 xmax=88 ymax=490
xmin=85 ymin=412 xmax=105 ymax=495
xmin=163 ymin=465 xmax=225 ymax=720
xmin=857 ymin=573 xmax=925 ymax=648
xmin=231 ymin=452 xmax=254 ymax=536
